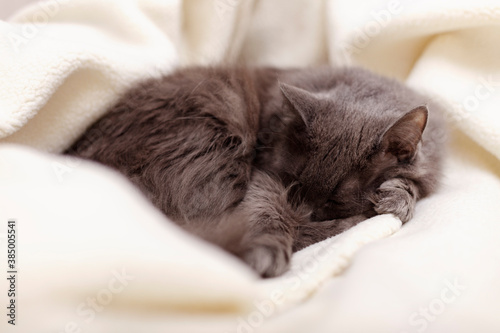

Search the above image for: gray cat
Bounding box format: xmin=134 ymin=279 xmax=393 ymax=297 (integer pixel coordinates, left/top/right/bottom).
xmin=66 ymin=66 xmax=445 ymax=277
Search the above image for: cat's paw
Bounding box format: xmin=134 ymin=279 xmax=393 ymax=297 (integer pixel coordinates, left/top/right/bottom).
xmin=371 ymin=178 xmax=417 ymax=223
xmin=242 ymin=242 xmax=291 ymax=278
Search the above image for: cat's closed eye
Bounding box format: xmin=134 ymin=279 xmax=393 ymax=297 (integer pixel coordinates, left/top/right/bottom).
xmin=326 ymin=198 xmax=343 ymax=206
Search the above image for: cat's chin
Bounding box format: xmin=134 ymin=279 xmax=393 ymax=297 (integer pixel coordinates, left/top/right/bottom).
xmin=310 ymin=211 xmax=351 ymax=222
xmin=311 ymin=208 xmax=377 ymax=222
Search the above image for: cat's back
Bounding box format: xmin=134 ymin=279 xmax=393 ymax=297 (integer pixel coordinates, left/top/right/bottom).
xmin=117 ymin=66 xmax=268 ymax=131
xmin=67 ymin=66 xmax=281 ymax=222
xmin=69 ymin=66 xmax=275 ymax=158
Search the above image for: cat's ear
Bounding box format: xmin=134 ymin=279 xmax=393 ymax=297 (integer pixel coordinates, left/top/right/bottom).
xmin=279 ymin=82 xmax=318 ymax=126
xmin=382 ymin=106 xmax=428 ymax=162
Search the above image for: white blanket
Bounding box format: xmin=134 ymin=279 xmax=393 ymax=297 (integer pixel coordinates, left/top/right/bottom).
xmin=1 ymin=0 xmax=500 ymax=332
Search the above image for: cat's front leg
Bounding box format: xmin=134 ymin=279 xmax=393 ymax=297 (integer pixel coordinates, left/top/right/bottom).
xmin=235 ymin=170 xmax=309 ymax=278
xmin=370 ymin=178 xmax=419 ymax=223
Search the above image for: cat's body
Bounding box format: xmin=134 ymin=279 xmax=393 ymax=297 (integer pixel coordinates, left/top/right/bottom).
xmin=67 ymin=66 xmax=445 ymax=277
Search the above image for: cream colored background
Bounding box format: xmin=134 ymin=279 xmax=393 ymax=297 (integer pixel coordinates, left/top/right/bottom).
xmin=0 ymin=0 xmax=38 ymax=19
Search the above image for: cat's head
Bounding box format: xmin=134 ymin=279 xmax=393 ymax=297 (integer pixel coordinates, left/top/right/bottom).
xmin=272 ymin=68 xmax=428 ymax=220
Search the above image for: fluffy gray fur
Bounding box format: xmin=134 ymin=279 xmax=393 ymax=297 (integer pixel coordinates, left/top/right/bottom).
xmin=66 ymin=66 xmax=445 ymax=277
